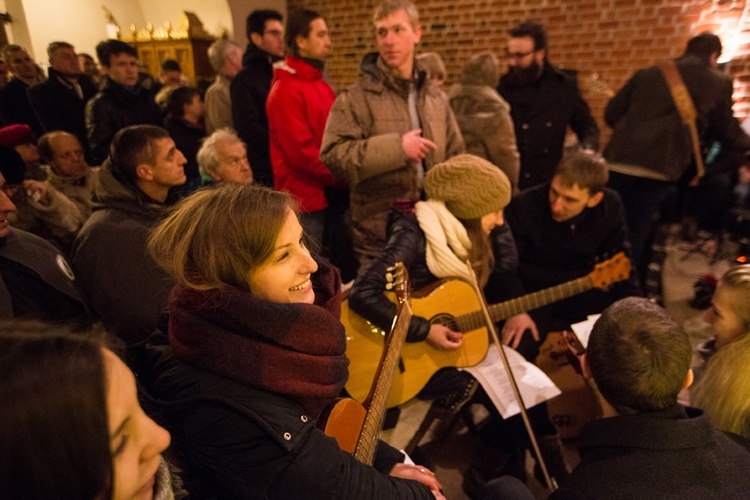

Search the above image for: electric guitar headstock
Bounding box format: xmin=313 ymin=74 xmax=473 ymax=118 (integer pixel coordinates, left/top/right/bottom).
xmin=590 ymin=252 xmax=631 ymax=289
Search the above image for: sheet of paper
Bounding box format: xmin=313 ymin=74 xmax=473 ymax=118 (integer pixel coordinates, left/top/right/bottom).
xmin=462 ymin=345 xmax=561 ymax=419
xmin=570 ymin=314 xmax=601 ymax=349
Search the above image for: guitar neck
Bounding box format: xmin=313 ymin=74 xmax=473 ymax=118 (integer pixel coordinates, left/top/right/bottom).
xmin=354 ymin=301 xmax=413 ymax=465
xmin=456 ymin=275 xmax=593 ymax=332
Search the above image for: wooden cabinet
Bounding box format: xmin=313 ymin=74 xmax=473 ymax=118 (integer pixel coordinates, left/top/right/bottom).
xmin=134 ymin=38 xmax=215 ymax=84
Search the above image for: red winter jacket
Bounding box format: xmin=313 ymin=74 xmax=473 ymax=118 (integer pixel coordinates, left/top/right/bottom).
xmin=267 ymin=57 xmax=343 ymax=213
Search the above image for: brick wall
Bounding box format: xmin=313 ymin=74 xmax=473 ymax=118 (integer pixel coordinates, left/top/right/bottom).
xmin=287 ymin=0 xmax=750 ymax=146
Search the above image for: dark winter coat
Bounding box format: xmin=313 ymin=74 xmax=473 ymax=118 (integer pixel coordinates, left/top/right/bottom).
xmin=85 ymin=77 xmax=162 ymax=165
xmin=0 ymin=78 xmax=43 ymax=136
xmin=71 ymin=161 xmax=172 ymax=344
xmin=502 ymin=183 xmax=632 ymax=294
xmin=551 ymin=405 xmax=750 ymax=499
xmin=130 ymin=331 xmax=433 ymax=499
xmin=0 ymin=228 xmax=88 ymax=321
xmin=164 ymin=117 xmax=204 ymax=185
xmin=498 ymin=63 xmax=599 ymax=190
xmin=27 ymin=67 xmax=98 ymax=162
xmin=604 ymin=53 xmax=750 ymax=181
xmin=231 ymin=44 xmax=280 ymax=187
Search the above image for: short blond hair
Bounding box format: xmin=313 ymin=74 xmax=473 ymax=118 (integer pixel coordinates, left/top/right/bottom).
xmin=373 ymin=0 xmax=420 ymax=28
xmin=148 ymin=184 xmax=297 ymax=291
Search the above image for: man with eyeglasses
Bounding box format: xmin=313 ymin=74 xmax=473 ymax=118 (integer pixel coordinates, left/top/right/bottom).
xmin=498 ymin=21 xmax=599 ymax=191
xmin=231 ymin=9 xmax=285 ymax=187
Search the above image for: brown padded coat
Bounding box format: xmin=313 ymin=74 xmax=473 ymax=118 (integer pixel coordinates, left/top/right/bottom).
xmin=449 ymin=84 xmax=520 ymax=192
xmin=320 ymin=53 xmax=464 ymax=261
xmin=448 ymin=52 xmax=519 ymax=192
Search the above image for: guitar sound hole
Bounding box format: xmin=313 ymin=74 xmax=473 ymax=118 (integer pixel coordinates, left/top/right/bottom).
xmin=431 ymin=314 xmax=459 ymax=332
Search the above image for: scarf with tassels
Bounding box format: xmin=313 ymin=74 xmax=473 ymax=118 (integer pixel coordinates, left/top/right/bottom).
xmin=168 ymin=262 xmax=349 ymax=418
xmin=415 ymin=200 xmax=474 ymax=282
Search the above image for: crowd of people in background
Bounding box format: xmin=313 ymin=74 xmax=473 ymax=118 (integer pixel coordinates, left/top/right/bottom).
xmin=1 ymin=0 xmax=750 ymax=498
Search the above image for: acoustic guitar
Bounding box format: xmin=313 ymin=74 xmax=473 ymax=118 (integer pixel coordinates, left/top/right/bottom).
xmin=342 ymin=252 xmax=631 ymax=409
xmin=319 ymin=263 xmax=412 ymax=462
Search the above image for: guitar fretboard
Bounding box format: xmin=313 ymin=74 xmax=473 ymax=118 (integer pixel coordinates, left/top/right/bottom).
xmin=454 ymin=276 xmax=593 ymax=332
xmin=354 ymin=301 xmax=413 ymax=465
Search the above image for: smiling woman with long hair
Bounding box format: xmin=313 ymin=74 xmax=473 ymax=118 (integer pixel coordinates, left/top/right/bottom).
xmin=131 ymin=183 xmax=442 ymax=499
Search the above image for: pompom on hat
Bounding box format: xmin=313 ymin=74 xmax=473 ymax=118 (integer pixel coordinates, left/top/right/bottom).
xmin=424 ymin=154 xmax=511 ymax=219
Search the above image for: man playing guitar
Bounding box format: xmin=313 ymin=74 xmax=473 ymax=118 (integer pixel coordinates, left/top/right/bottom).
xmin=494 ymin=150 xmax=639 ymax=362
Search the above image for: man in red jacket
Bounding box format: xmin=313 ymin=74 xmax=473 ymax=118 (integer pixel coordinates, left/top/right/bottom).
xmin=266 ymin=9 xmax=344 ymax=252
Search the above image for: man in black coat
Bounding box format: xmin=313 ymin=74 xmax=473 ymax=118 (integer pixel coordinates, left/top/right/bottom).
xmin=495 ymin=151 xmax=636 ymax=362
xmin=28 ymin=42 xmax=98 ymax=164
xmin=0 ymin=45 xmax=44 ymax=136
xmin=85 ymin=40 xmax=162 ymax=166
xmin=72 ymin=125 xmax=186 ymax=344
xmin=498 ymin=21 xmax=599 ymax=191
xmin=549 ymin=297 xmax=750 ymax=499
xmin=604 ymin=33 xmax=750 ymax=271
xmin=230 ymin=9 xmax=285 ymax=187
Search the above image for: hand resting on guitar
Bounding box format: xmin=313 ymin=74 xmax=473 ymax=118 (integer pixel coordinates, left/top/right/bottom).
xmin=427 ymin=323 xmax=464 ymax=350
xmin=502 ymin=312 xmax=540 ymax=349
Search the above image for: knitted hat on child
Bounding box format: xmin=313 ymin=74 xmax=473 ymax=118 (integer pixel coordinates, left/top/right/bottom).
xmin=424 ymin=154 xmax=511 ymax=219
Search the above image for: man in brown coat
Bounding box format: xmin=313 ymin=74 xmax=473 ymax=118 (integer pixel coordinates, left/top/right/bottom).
xmin=320 ymin=0 xmax=464 ymax=265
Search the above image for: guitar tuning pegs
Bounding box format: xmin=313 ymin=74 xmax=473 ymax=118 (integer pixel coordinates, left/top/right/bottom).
xmin=385 ymin=282 xmax=394 ymax=290
xmin=385 ymin=271 xmax=393 ymax=283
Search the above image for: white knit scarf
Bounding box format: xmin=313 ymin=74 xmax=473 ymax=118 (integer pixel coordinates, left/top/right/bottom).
xmin=414 ymin=200 xmax=473 ymax=282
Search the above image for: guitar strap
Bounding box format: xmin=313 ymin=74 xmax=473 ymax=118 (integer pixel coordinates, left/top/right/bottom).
xmin=657 ymin=60 xmax=705 ymax=178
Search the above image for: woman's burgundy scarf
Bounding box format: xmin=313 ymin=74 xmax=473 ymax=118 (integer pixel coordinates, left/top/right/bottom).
xmin=168 ymin=263 xmax=349 ymax=418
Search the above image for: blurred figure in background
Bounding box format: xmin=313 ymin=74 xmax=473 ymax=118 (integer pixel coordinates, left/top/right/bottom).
xmin=449 ymin=51 xmax=520 ymax=192
xmin=416 ymin=52 xmax=446 ymax=88
xmin=205 ymin=38 xmax=243 ymax=134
